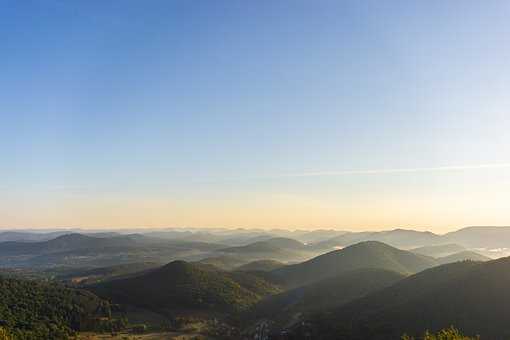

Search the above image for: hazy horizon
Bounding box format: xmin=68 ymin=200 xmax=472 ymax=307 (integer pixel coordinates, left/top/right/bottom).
xmin=2 ymin=225 xmax=510 ymax=235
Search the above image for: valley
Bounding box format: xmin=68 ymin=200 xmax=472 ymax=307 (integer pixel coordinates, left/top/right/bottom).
xmin=0 ymin=226 xmax=507 ymax=339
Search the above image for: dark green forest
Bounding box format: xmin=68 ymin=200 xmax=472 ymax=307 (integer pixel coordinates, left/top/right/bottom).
xmin=0 ymin=277 xmax=122 ymax=339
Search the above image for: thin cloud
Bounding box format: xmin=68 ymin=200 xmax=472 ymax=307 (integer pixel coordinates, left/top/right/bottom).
xmin=277 ymin=163 xmax=510 ymax=178
xmin=209 ymin=163 xmax=510 ymax=182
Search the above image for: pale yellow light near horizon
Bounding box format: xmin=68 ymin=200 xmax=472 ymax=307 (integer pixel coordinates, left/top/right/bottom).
xmin=3 ymin=187 xmax=509 ymax=233
xmin=2 ymin=164 xmax=509 ymax=233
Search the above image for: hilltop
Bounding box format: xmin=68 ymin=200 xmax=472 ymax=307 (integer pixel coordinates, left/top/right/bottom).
xmin=272 ymin=241 xmax=436 ymax=287
xmin=291 ymin=257 xmax=510 ymax=339
xmin=91 ymin=261 xmax=282 ymax=315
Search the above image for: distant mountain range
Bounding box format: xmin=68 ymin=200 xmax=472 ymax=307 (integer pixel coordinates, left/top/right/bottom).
xmin=0 ymin=233 xmax=223 ymax=267
xmin=3 ymin=225 xmax=510 ymax=251
xmin=311 ymin=226 xmax=510 ymax=250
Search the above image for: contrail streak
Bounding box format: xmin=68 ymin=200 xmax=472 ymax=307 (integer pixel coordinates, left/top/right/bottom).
xmin=276 ymin=163 xmax=510 ymax=178
xmin=198 ymin=163 xmax=510 ymax=182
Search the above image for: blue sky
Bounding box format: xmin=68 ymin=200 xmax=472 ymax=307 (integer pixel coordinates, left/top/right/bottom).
xmin=1 ymin=1 xmax=509 ymax=230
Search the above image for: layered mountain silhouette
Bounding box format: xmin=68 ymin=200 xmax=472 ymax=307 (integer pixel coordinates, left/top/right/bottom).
xmin=311 ymin=229 xmax=442 ymax=251
xmin=0 ymin=233 xmax=224 ymax=267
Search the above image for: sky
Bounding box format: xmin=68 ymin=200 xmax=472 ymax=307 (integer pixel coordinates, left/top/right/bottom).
xmin=1 ymin=0 xmax=510 ymax=232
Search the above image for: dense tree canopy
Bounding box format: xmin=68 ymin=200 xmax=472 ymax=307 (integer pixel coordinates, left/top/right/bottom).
xmin=0 ymin=276 xmax=117 ymax=339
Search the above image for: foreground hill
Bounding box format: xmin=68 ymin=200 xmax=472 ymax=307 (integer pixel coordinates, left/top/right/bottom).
xmin=91 ymin=261 xmax=281 ymax=315
xmin=251 ymin=268 xmax=404 ymax=326
xmin=272 ymin=241 xmax=436 ymax=287
xmin=0 ymin=276 xmax=116 ymax=338
xmin=291 ymin=258 xmax=510 ymax=340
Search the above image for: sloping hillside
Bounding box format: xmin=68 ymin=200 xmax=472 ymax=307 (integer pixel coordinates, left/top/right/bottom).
xmin=437 ymin=250 xmax=490 ymax=264
xmin=251 ymin=268 xmax=404 ymax=326
xmin=442 ymin=226 xmax=510 ymax=248
xmin=197 ymin=255 xmax=249 ymax=270
xmin=411 ymin=243 xmax=465 ymax=257
xmin=272 ymin=241 xmax=436 ymax=287
xmin=292 ymin=258 xmax=510 ymax=340
xmin=217 ymin=237 xmax=315 ymax=263
xmin=91 ymin=261 xmax=281 ymax=314
xmin=59 ymin=262 xmax=162 ymax=285
xmin=0 ymin=231 xmax=73 ymax=242
xmin=0 ymin=276 xmax=116 ymax=338
xmin=0 ymin=233 xmax=224 ymax=267
xmin=236 ymin=260 xmax=286 ymax=272
xmin=221 ymin=237 xmax=306 ymax=253
xmin=313 ymin=229 xmax=443 ymax=251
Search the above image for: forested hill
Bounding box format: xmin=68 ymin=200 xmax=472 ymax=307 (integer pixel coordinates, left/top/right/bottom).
xmin=272 ymin=241 xmax=436 ymax=287
xmin=289 ymin=257 xmax=510 ymax=340
xmin=91 ymin=260 xmax=282 ymax=315
xmin=0 ymin=276 xmax=119 ymax=339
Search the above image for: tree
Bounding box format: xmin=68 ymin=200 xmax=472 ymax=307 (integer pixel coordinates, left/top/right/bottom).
xmin=0 ymin=327 xmax=12 ymax=340
xmin=402 ymin=326 xmax=480 ymax=340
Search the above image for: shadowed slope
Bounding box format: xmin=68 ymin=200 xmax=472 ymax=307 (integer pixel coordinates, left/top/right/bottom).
xmin=272 ymin=241 xmax=436 ymax=287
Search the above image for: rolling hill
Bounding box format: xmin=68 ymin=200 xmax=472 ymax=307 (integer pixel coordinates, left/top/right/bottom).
xmin=272 ymin=241 xmax=437 ymax=287
xmin=312 ymin=229 xmax=442 ymax=250
xmin=197 ymin=255 xmax=249 ymax=270
xmin=0 ymin=276 xmax=117 ymax=338
xmin=236 ymin=259 xmax=286 ymax=272
xmin=221 ymin=237 xmax=307 ymax=253
xmin=0 ymin=230 xmax=73 ymax=242
xmin=436 ymin=250 xmax=490 ymax=264
xmin=410 ymin=243 xmax=466 ymax=257
xmin=292 ymin=257 xmax=510 ymax=340
xmin=442 ymin=226 xmax=510 ymax=248
xmin=0 ymin=233 xmax=224 ymax=268
xmin=58 ymin=262 xmax=162 ymax=285
xmin=217 ymin=237 xmax=316 ymax=263
xmin=91 ymin=261 xmax=282 ymax=315
xmin=250 ymin=268 xmax=404 ymax=326
xmin=0 ymin=233 xmax=144 ymax=255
